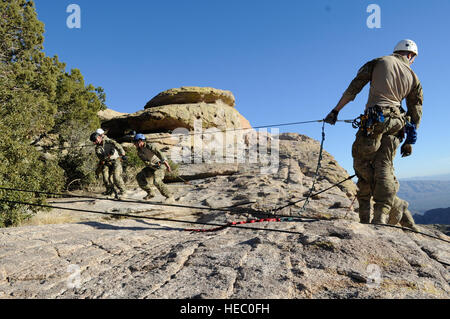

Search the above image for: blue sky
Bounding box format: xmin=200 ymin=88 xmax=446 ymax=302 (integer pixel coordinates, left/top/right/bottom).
xmin=34 ymin=0 xmax=450 ymax=179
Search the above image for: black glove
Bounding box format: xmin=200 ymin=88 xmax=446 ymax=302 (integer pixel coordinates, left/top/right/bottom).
xmin=121 ymin=155 xmax=128 ymax=162
xmin=401 ymin=143 xmax=413 ymax=157
xmin=324 ymin=109 xmax=339 ymax=125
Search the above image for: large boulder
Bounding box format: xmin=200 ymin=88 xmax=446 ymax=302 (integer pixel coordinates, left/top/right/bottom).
xmin=144 ymin=87 xmax=235 ymax=109
xmin=102 ymin=101 xmax=251 ymax=138
xmin=97 ymin=108 xmax=128 ymax=122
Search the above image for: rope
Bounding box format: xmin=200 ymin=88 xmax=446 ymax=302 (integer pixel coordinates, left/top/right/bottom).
xmin=32 ymin=117 xmax=357 ymax=151
xmin=298 ymin=121 xmax=326 ymax=214
xmin=5 ymin=118 xmax=449 ymax=245
xmin=1 ymin=175 xmax=449 ymax=244
xmin=33 ymin=118 xmax=330 ymax=151
xmin=273 ymin=174 xmax=357 ymax=212
xmin=0 ymin=174 xmax=357 ymax=217
xmin=1 ymin=197 xmax=449 ymax=246
xmin=370 ymin=222 xmax=450 ymax=245
xmin=0 ymin=186 xmax=244 ymax=213
xmin=0 ymin=199 xmax=305 ymax=236
xmin=184 ymin=217 xmax=284 ymax=233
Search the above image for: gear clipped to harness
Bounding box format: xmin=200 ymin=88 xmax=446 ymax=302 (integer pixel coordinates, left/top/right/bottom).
xmin=352 ymin=105 xmax=385 ymax=136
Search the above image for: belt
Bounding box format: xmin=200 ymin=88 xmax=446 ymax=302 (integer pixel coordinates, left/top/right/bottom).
xmin=378 ymin=105 xmax=403 ymax=117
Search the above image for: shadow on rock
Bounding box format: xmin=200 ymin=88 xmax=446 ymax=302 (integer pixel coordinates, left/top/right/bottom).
xmin=79 ymin=220 xmax=186 ymax=232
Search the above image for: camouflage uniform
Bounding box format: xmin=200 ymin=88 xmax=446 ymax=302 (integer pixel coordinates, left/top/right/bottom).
xmin=136 ymin=142 xmax=172 ymax=199
xmin=95 ymin=163 xmax=113 ymax=194
xmin=343 ymin=54 xmax=423 ymax=225
xmin=387 ymin=178 xmax=419 ymax=231
xmin=95 ymin=136 xmax=126 ymax=194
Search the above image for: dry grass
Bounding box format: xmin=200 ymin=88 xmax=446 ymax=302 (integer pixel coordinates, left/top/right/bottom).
xmin=18 ymin=211 xmax=79 ymax=227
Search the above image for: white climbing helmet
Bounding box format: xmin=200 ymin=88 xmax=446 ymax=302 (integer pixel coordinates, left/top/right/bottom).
xmin=96 ymin=128 xmax=105 ymax=135
xmin=394 ymin=39 xmax=418 ymax=56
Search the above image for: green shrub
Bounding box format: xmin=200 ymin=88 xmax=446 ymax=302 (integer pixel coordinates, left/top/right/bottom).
xmin=0 ymin=0 xmax=106 ymax=227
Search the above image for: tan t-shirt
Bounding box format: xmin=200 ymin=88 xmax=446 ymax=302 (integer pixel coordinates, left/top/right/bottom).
xmin=366 ymin=55 xmax=417 ymax=109
xmin=342 ymin=54 xmax=423 ymax=127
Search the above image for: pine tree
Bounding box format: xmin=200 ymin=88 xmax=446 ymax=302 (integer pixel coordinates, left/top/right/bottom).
xmin=0 ymin=0 xmax=106 ymax=227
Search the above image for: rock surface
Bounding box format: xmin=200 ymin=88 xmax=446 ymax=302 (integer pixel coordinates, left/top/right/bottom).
xmin=144 ymin=87 xmax=235 ymax=109
xmin=1 ymin=132 xmax=449 ymax=299
xmin=1 ymin=214 xmax=449 ymax=299
xmin=98 ymin=108 xmax=128 ymax=121
xmin=16 ymin=87 xmax=447 ymax=299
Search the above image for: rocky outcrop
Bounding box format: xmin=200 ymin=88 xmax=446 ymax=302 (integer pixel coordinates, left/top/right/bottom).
xmin=102 ymin=101 xmax=251 ymax=138
xmin=100 ymin=87 xmax=250 ymax=139
xmin=97 ymin=109 xmax=128 ymax=122
xmin=144 ymin=87 xmax=235 ymax=108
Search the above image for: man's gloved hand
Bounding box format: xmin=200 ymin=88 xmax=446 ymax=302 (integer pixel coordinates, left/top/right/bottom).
xmin=401 ymin=143 xmax=413 ymax=157
xmin=121 ymin=155 xmax=128 ymax=162
xmin=324 ymin=109 xmax=339 ymax=125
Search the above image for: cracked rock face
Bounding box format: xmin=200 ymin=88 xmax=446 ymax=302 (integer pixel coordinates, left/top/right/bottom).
xmin=1 ymin=133 xmax=449 ymax=299
xmin=1 ymin=218 xmax=448 ymax=299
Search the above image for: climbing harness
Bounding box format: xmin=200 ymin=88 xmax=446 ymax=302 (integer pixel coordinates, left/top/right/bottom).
xmin=298 ymin=121 xmax=326 ymax=214
xmin=352 ymin=105 xmax=385 ymax=136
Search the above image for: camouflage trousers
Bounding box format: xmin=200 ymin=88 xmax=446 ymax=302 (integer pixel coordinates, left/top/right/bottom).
xmin=98 ymin=159 xmax=126 ymax=194
xmin=388 ymin=180 xmax=418 ymax=230
xmin=352 ymin=109 xmax=413 ymax=225
xmin=136 ymin=166 xmax=172 ymax=198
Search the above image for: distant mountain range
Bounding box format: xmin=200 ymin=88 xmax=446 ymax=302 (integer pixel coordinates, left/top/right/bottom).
xmin=400 ymin=173 xmax=450 ymax=181
xmin=397 ymin=179 xmax=450 ymax=214
xmin=414 ymin=207 xmax=450 ymax=225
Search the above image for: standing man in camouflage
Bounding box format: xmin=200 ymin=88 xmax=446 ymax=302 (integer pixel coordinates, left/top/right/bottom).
xmin=90 ymin=131 xmax=127 ymax=197
xmin=133 ymin=133 xmax=174 ymax=203
xmin=93 ymin=128 xmax=112 ymax=194
xmin=324 ymin=39 xmax=423 ymax=230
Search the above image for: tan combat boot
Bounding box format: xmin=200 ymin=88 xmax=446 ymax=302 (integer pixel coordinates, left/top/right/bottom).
xmin=164 ymin=196 xmax=175 ymax=204
xmin=358 ymin=199 xmax=372 ymax=224
xmin=373 ymin=204 xmax=389 ymax=224
xmin=143 ymin=192 xmax=155 ymax=201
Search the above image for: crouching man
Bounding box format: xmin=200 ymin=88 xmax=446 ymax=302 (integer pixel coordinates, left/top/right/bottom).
xmin=133 ymin=133 xmax=174 ymax=203
xmin=90 ymin=131 xmax=127 ymax=197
